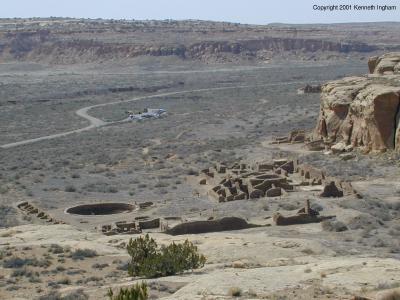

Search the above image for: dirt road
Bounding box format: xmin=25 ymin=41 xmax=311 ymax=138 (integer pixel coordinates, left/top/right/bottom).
xmin=0 ymin=80 xmax=318 ymax=149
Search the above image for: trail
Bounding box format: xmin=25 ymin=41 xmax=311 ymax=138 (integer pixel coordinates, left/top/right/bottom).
xmin=0 ymin=80 xmax=318 ymax=149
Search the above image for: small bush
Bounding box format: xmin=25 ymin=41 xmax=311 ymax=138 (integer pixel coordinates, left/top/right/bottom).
xmin=62 ymin=289 xmax=89 ymax=300
xmin=301 ymin=248 xmax=315 ymax=255
xmin=154 ymin=181 xmax=169 ymax=188
xmin=77 ymin=276 xmax=101 ymax=284
xmin=57 ymin=277 xmax=71 ymax=285
xmin=116 ymin=261 xmax=129 ymax=271
xmin=228 ymin=287 xmax=242 ymax=297
xmin=304 ymin=268 xmax=312 ymax=273
xmin=321 ymin=220 xmax=348 ymax=232
xmin=70 ymin=249 xmax=98 ymax=260
xmin=48 ymin=244 xmax=64 ymax=254
xmin=186 ymin=169 xmax=199 ymax=176
xmin=108 ymin=282 xmax=148 ymax=300
xmin=29 ymin=275 xmax=42 ymax=283
xmin=127 ymin=234 xmax=206 ymax=278
xmin=92 ymin=263 xmax=109 ymax=269
xmin=64 ymin=185 xmax=77 ymax=193
xmin=55 ymin=266 xmax=66 ymax=272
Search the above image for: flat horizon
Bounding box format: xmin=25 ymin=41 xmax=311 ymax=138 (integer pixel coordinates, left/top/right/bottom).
xmin=1 ymin=0 xmax=399 ymax=25
xmin=1 ymin=17 xmax=400 ymax=27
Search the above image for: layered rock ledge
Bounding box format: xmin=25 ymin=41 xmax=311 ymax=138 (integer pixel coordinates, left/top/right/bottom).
xmin=313 ymin=52 xmax=400 ymax=153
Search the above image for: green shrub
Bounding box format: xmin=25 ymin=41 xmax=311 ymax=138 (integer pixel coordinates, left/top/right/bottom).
xmin=107 ymin=282 xmax=148 ymax=300
xmin=127 ymin=234 xmax=206 ymax=278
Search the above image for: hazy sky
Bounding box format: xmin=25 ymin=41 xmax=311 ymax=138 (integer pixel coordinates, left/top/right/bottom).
xmin=1 ymin=0 xmax=400 ymax=24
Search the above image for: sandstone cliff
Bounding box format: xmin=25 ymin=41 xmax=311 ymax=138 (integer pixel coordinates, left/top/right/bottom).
xmin=313 ymin=53 xmax=400 ymax=153
xmin=1 ymin=19 xmax=400 ymax=64
xmin=0 ymin=31 xmax=377 ymax=64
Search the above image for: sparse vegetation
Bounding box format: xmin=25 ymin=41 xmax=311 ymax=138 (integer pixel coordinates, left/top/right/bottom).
xmin=11 ymin=267 xmax=39 ymax=278
xmin=38 ymin=289 xmax=89 ymax=300
xmin=0 ymin=205 xmax=18 ymax=227
xmin=70 ymin=248 xmax=98 ymax=260
xmin=108 ymin=282 xmax=148 ymax=300
xmin=56 ymin=277 xmax=71 ymax=285
xmin=48 ymin=244 xmax=65 ymax=254
xmin=127 ymin=234 xmax=206 ymax=278
xmin=321 ymin=219 xmax=348 ymax=232
xmin=3 ymin=256 xmax=51 ymax=268
xmin=81 ymin=181 xmax=118 ymax=193
xmin=92 ymin=263 xmax=109 ymax=269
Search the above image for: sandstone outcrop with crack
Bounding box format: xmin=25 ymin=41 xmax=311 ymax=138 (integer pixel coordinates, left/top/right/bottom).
xmin=313 ymin=52 xmax=400 ymax=153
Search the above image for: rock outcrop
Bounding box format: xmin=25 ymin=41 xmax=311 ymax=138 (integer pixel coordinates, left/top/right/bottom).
xmin=368 ymin=53 xmax=400 ymax=74
xmin=313 ymin=53 xmax=400 ymax=153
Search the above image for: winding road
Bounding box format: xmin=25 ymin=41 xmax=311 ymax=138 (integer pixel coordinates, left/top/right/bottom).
xmin=0 ymin=80 xmax=318 ymax=149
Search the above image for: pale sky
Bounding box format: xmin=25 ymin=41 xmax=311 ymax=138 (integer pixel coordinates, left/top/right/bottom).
xmin=1 ymin=0 xmax=400 ymax=24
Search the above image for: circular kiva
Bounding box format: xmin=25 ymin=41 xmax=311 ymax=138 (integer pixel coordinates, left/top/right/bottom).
xmin=65 ymin=203 xmax=135 ymax=216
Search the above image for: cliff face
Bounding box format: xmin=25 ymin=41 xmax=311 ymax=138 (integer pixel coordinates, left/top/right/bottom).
xmin=313 ymin=53 xmax=400 ymax=153
xmin=2 ymin=19 xmax=398 ymax=64
xmin=0 ymin=33 xmax=377 ymax=64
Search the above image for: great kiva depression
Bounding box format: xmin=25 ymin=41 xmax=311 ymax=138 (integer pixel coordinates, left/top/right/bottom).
xmin=313 ymin=4 xmax=397 ymax=11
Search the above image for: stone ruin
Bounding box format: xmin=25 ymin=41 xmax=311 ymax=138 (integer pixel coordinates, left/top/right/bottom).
xmin=165 ymin=217 xmax=263 ymax=236
xmin=202 ymin=160 xmax=291 ymax=202
xmin=139 ymin=218 xmax=160 ymax=229
xmin=17 ymin=201 xmax=66 ymax=225
xmin=100 ymin=218 xmax=163 ymax=235
xmin=273 ymin=199 xmax=335 ymax=226
xmin=200 ymin=158 xmax=359 ymax=202
xmin=272 ymin=129 xmax=307 ymax=144
xmin=102 ymin=221 xmax=141 ymax=235
xmin=298 ymin=84 xmax=322 ymax=94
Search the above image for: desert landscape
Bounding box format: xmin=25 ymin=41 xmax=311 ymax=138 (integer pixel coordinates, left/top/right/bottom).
xmin=1 ymin=18 xmax=400 ymax=300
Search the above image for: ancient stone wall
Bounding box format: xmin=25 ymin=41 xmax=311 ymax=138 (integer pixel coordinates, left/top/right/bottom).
xmin=200 ymin=158 xmax=358 ymax=202
xmin=165 ymin=217 xmax=260 ymax=235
